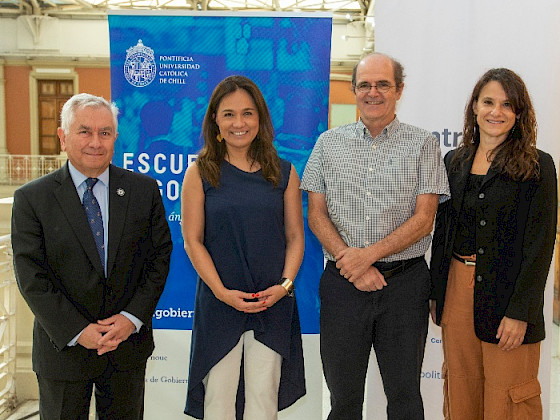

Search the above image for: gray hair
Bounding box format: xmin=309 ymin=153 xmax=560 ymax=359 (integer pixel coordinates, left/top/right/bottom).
xmin=60 ymin=93 xmax=119 ymax=135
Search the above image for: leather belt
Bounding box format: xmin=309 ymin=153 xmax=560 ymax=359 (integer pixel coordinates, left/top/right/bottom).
xmin=372 ymin=256 xmax=424 ymax=280
xmin=452 ymin=252 xmax=476 ymax=266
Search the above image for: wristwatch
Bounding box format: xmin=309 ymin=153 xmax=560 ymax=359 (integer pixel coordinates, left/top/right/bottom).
xmin=279 ymin=277 xmax=295 ymax=297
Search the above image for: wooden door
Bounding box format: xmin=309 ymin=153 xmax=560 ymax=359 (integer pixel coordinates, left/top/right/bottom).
xmin=38 ymin=80 xmax=74 ymax=155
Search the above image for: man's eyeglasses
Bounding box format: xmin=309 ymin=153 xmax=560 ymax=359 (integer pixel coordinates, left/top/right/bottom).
xmin=354 ymin=82 xmax=395 ymax=94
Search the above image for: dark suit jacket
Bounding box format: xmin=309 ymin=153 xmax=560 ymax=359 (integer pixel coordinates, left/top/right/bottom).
xmin=430 ymin=149 xmax=557 ymax=343
xmin=11 ymin=163 xmax=173 ymax=380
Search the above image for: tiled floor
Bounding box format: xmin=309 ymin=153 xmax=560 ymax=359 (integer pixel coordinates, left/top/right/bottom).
xmin=5 ymin=329 xmax=560 ymax=420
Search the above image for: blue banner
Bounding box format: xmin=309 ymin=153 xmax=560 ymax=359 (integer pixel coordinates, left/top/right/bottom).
xmin=108 ymin=12 xmax=331 ymax=334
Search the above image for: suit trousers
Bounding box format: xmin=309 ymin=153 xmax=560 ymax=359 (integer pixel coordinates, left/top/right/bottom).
xmin=203 ymin=330 xmax=282 ymax=420
xmin=441 ymin=257 xmax=542 ymax=420
xmin=37 ymin=360 xmax=146 ymax=420
xmin=320 ymin=259 xmax=430 ymax=420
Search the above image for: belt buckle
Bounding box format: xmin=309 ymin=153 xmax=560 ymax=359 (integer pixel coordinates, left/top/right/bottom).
xmin=379 ymin=261 xmax=405 ymax=279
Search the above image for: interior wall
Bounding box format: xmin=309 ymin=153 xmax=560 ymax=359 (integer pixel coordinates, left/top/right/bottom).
xmin=5 ymin=66 xmax=31 ymax=155
xmin=76 ymin=67 xmax=112 ymax=100
xmin=3 ymin=64 xmax=353 ymax=155
xmin=329 ymin=79 xmax=357 ymax=126
xmin=3 ymin=64 xmax=117 ymax=155
xmin=1 ymin=14 xmax=361 ymax=157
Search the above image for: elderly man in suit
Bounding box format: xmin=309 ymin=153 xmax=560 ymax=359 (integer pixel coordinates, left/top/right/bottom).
xmin=11 ymin=93 xmax=173 ymax=420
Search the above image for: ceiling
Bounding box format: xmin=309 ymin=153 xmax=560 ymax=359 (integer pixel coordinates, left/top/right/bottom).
xmin=0 ymin=0 xmax=371 ymax=18
xmin=0 ymin=0 xmax=374 ymax=69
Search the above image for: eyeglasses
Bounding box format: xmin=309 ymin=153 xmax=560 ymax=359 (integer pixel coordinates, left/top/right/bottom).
xmin=354 ymin=81 xmax=395 ymax=94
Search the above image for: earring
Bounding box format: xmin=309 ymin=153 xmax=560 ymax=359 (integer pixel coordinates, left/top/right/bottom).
xmin=217 ymin=133 xmax=223 ymax=142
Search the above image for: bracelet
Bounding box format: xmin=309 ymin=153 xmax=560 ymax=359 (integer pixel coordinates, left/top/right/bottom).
xmin=279 ymin=277 xmax=295 ymax=297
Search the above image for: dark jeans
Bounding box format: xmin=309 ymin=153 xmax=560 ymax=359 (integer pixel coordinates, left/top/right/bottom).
xmin=37 ymin=361 xmax=146 ymax=420
xmin=320 ymin=259 xmax=430 ymax=420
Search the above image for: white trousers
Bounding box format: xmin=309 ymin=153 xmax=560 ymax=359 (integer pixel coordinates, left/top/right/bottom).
xmin=202 ymin=330 xmax=282 ymax=420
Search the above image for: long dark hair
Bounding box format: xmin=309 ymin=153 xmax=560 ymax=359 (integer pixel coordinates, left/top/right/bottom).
xmin=452 ymin=68 xmax=539 ymax=181
xmin=197 ymin=75 xmax=281 ymax=187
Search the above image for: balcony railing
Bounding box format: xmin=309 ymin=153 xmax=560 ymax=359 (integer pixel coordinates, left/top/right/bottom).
xmin=0 ymin=235 xmax=16 ymax=416
xmin=0 ymin=155 xmax=66 ymax=185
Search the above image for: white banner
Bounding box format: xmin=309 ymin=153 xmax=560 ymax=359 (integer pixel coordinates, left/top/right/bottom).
xmin=370 ymin=1 xmax=560 ymax=419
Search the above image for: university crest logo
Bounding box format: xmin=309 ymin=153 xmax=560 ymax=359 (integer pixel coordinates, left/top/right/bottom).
xmin=124 ymin=39 xmax=156 ymax=87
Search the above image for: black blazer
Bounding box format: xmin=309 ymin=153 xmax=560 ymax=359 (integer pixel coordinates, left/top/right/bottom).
xmin=430 ymin=149 xmax=557 ymax=343
xmin=11 ymin=163 xmax=173 ymax=380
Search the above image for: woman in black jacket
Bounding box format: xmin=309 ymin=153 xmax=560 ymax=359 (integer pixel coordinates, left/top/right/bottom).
xmin=430 ymin=68 xmax=557 ymax=419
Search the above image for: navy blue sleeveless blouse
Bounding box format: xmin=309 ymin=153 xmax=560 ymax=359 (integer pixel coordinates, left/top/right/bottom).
xmin=185 ymin=158 xmax=305 ymax=419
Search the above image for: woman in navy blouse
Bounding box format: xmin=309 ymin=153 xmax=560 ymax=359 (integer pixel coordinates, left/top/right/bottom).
xmin=181 ymin=75 xmax=305 ymax=420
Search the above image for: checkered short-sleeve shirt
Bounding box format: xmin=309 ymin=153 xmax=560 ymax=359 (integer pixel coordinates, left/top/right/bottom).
xmin=301 ymin=117 xmax=450 ymax=262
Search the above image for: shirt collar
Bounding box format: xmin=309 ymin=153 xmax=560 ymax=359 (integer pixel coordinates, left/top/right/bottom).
xmin=358 ymin=116 xmax=400 ymax=140
xmin=68 ymin=161 xmax=110 ymax=190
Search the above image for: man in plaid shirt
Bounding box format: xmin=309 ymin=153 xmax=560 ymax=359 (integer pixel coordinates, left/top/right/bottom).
xmin=301 ymin=52 xmax=449 ymax=420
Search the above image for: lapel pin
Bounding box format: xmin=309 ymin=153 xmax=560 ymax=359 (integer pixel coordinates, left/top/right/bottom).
xmin=116 ymin=188 xmax=125 ymax=196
